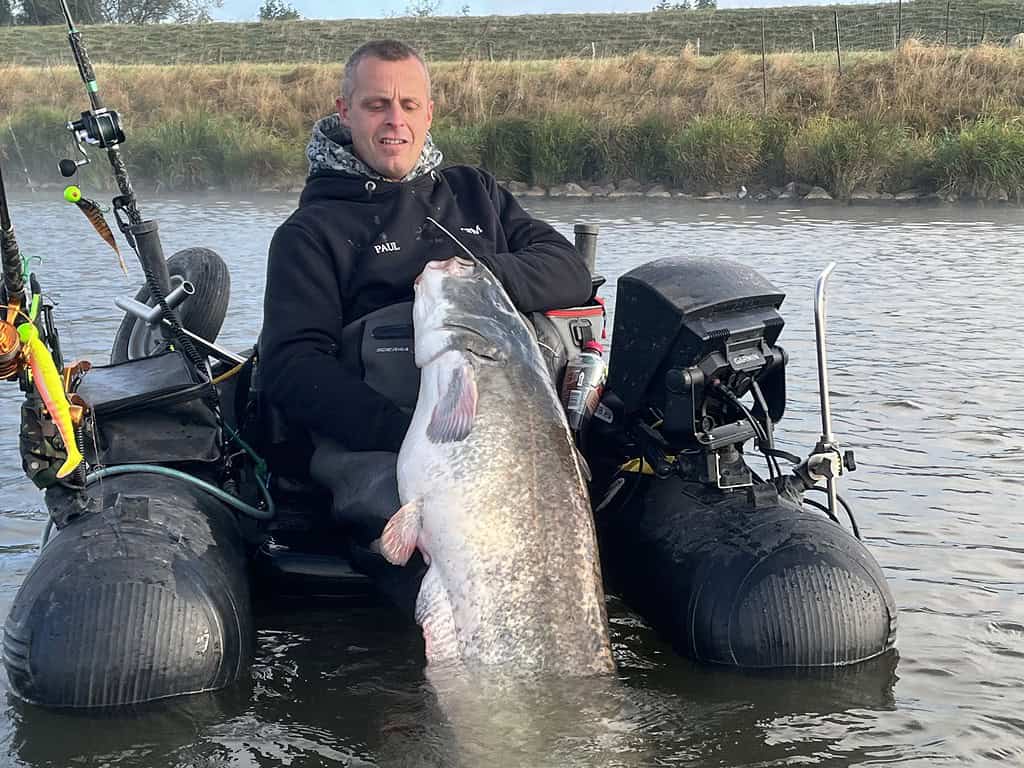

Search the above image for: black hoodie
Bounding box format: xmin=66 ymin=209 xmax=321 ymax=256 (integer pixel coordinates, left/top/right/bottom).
xmin=260 ymin=165 xmax=592 ymax=453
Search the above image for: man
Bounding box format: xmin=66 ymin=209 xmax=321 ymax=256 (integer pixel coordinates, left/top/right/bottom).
xmin=259 ymin=40 xmax=592 ymax=614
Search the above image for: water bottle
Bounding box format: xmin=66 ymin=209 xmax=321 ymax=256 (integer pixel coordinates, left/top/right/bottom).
xmin=560 ymin=340 xmax=606 ymax=434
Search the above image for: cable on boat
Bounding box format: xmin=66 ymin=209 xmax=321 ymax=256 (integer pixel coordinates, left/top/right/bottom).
xmin=804 ymin=485 xmax=861 ymax=539
xmin=41 ymin=462 xmax=275 ymax=548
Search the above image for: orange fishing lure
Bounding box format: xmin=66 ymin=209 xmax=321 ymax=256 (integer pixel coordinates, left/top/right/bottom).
xmin=64 ymin=186 xmax=127 ymax=277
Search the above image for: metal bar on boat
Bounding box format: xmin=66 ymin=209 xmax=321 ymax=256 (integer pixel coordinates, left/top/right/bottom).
xmin=814 ymin=261 xmax=839 ymax=518
xmin=162 ymin=323 xmax=246 ymax=366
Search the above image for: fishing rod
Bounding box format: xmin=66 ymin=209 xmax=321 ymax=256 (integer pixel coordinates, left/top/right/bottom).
xmin=0 ymin=162 xmax=27 ymax=310
xmin=55 ymin=0 xmax=209 ymax=379
xmin=1 ymin=159 xmax=85 ymax=483
xmin=56 ymin=0 xmax=139 ymax=233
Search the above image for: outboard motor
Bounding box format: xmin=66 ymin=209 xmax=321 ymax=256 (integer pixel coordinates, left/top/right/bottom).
xmin=591 ymin=256 xmax=897 ymax=668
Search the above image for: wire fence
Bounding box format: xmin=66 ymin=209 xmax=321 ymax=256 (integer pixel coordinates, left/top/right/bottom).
xmin=2 ymin=1 xmax=1024 ymax=66
xmin=686 ymin=1 xmax=1024 ymax=56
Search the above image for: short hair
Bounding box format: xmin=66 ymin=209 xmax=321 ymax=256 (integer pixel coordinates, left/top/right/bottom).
xmin=341 ymin=40 xmax=431 ymax=102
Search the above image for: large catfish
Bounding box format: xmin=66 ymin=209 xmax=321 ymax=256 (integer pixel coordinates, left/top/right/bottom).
xmin=378 ymin=255 xmax=614 ymax=676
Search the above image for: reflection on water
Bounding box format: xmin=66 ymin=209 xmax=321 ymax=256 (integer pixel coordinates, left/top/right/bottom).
xmin=4 ymin=600 xmax=901 ymax=768
xmin=1 ymin=195 xmax=1023 ymax=765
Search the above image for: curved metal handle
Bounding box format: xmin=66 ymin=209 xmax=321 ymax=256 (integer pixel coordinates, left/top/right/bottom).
xmin=813 ymin=261 xmax=839 ymax=518
xmin=814 ymin=262 xmax=836 ymax=443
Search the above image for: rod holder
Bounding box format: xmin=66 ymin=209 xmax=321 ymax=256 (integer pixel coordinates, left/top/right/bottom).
xmin=130 ymin=220 xmax=172 ymax=299
xmin=114 ymin=277 xmax=194 ymax=326
xmin=574 ymin=224 xmax=599 ymax=274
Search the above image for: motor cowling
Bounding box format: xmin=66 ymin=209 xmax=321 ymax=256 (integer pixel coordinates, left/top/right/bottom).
xmin=606 ymin=256 xmax=787 ymax=450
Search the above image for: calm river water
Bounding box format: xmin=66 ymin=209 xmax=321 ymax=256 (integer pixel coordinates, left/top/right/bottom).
xmin=0 ymin=194 xmax=1021 ymax=767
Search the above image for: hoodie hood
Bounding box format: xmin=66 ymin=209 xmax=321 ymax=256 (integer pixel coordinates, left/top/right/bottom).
xmin=305 ymin=113 xmax=443 ymax=183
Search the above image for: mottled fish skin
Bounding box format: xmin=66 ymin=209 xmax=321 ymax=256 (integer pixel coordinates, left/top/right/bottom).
xmin=392 ymin=256 xmax=614 ymax=676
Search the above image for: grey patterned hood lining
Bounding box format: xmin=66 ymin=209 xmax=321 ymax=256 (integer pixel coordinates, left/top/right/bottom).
xmin=306 ymin=113 xmax=443 ymax=182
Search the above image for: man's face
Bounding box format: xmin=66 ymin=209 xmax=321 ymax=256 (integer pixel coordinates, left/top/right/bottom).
xmin=337 ymin=55 xmax=434 ymax=182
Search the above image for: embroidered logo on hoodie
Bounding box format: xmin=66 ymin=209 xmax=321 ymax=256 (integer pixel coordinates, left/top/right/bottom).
xmin=374 ymin=241 xmax=402 ymax=254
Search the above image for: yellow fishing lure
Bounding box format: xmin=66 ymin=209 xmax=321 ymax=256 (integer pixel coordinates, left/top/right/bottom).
xmin=17 ymin=323 xmax=84 ymax=479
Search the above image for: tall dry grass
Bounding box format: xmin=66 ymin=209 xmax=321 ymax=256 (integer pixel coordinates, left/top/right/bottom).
xmin=3 ymin=44 xmax=1024 ymax=196
xmin=4 ymin=43 xmax=1023 ymax=133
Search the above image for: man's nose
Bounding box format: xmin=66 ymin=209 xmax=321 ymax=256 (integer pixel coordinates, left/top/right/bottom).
xmin=384 ymin=103 xmax=406 ymax=125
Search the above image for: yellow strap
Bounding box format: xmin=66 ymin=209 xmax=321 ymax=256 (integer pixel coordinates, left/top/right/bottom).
xmin=212 ymin=363 xmax=244 ymax=385
xmin=619 ymin=454 xmax=678 ymax=475
xmin=619 ymin=458 xmax=653 ymax=475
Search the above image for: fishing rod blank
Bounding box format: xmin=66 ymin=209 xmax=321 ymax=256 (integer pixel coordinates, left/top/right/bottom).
xmin=0 ymin=163 xmax=27 ymax=308
xmin=55 ymin=0 xmax=212 ymax=378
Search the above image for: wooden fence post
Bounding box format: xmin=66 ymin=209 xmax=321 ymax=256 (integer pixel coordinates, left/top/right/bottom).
xmin=834 ymin=10 xmax=842 ymax=77
xmin=944 ymin=0 xmax=951 ymax=46
xmin=897 ymin=0 xmax=902 ymax=47
xmin=761 ymin=15 xmax=768 ymax=113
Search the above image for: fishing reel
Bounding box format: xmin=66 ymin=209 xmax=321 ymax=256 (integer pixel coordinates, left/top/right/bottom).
xmin=0 ymin=316 xmax=20 ymax=381
xmin=0 ymin=275 xmax=87 ymax=488
xmin=58 ymin=108 xmax=126 ymax=178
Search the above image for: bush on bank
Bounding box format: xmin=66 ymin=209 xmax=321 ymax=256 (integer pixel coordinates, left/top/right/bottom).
xmin=129 ymin=112 xmax=303 ymax=191
xmin=4 ymin=107 xmax=1024 ymax=202
xmin=933 ymin=118 xmax=1024 ymax=201
xmin=784 ymin=117 xmax=913 ymax=200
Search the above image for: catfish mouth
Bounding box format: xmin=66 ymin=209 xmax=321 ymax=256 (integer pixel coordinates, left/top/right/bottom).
xmin=415 ymin=321 xmax=494 ymax=368
xmin=442 ymin=320 xmax=490 ymax=346
xmin=441 ymin=321 xmax=503 ymax=363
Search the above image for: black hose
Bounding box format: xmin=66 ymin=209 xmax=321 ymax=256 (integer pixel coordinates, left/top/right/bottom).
xmin=805 ymin=485 xmax=861 ymax=540
xmin=751 ymin=380 xmax=783 ymax=478
xmin=713 ymin=381 xmax=777 ymax=482
xmin=802 ymin=495 xmax=842 ymax=526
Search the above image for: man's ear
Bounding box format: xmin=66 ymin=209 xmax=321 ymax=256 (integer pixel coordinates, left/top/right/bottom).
xmin=337 ymin=97 xmax=351 ymax=127
xmin=426 ymin=99 xmax=434 ymax=130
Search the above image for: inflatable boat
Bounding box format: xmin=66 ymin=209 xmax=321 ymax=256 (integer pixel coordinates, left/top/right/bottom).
xmin=0 ymin=4 xmax=896 ymax=709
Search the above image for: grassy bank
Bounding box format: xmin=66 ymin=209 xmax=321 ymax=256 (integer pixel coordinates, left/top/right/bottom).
xmin=3 ymin=44 xmax=1024 ymax=199
xmin=1 ymin=1 xmax=1023 ymax=65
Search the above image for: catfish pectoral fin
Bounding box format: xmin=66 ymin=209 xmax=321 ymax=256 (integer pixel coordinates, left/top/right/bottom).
xmin=380 ymin=499 xmax=422 ymax=566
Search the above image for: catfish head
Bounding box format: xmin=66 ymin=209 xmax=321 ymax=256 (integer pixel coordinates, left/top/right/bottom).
xmin=412 ymin=256 xmax=524 ymax=368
